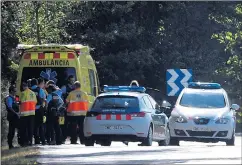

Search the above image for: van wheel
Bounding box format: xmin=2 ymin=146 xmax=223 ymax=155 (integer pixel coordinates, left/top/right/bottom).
xmin=159 ymin=128 xmax=170 ymax=146
xmin=143 ymin=126 xmax=153 ymax=146
xmin=100 ymin=140 xmax=112 ymax=146
xmin=170 ymin=137 xmax=179 ymax=146
xmin=84 ymin=139 xmax=95 ymax=146
xmin=226 ymin=131 xmax=235 ymax=146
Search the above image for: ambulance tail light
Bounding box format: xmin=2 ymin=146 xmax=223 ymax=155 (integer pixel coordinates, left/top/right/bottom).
xmin=130 ymin=112 xmax=146 ymax=118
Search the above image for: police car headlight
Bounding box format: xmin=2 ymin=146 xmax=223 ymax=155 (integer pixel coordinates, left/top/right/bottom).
xmin=175 ymin=116 xmax=187 ymax=123
xmin=215 ymin=118 xmax=229 ymax=124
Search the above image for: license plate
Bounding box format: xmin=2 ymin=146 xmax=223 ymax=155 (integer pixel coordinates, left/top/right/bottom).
xmin=193 ymin=127 xmax=211 ymax=132
xmin=105 ymin=126 xmax=124 ymax=130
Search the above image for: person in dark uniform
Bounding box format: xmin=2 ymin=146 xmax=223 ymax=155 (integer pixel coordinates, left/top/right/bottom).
xmin=5 ymin=86 xmax=20 ymax=149
xmin=31 ymin=78 xmax=46 ymax=145
xmin=61 ymin=75 xmax=75 ymax=101
xmin=61 ymin=75 xmax=75 ymax=142
xmin=46 ymin=84 xmax=64 ymax=145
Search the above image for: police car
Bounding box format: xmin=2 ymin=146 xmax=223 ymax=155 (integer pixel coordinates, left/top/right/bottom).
xmin=169 ymin=82 xmax=240 ymax=146
xmin=83 ymin=86 xmax=170 ymax=146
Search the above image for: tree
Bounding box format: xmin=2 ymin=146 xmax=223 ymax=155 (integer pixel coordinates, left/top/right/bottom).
xmin=62 ymin=2 xmax=165 ymax=87
xmin=16 ymin=1 xmax=69 ymax=45
xmin=1 ymin=2 xmax=19 ymax=79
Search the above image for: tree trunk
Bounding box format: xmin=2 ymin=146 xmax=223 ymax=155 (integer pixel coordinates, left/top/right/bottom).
xmin=35 ymin=2 xmax=41 ymax=44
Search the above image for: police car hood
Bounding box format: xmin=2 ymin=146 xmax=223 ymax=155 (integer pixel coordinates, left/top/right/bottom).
xmin=174 ymin=105 xmax=229 ymax=120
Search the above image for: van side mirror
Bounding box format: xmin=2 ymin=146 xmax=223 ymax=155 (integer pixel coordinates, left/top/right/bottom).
xmin=231 ymin=104 xmax=240 ymax=111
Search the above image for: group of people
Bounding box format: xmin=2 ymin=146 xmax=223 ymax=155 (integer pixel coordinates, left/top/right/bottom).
xmin=5 ymin=75 xmax=89 ymax=149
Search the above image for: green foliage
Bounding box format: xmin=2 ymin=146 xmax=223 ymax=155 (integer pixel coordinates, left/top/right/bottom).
xmin=16 ymin=1 xmax=69 ymax=44
xmin=1 ymin=2 xmax=242 ymax=124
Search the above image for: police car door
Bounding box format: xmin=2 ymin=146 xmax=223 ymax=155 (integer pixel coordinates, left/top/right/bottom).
xmin=142 ymin=95 xmax=158 ymax=139
xmin=147 ymin=95 xmax=167 ymax=140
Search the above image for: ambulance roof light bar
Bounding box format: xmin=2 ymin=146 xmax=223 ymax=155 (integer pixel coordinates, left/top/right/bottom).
xmin=103 ymin=86 xmax=146 ymax=93
xmin=17 ymin=44 xmax=88 ymax=51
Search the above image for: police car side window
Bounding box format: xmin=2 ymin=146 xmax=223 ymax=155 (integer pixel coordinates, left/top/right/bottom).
xmin=147 ymin=95 xmax=158 ymax=109
xmin=143 ymin=96 xmax=153 ymax=109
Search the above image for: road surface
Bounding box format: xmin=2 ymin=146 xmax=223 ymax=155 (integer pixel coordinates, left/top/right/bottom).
xmin=37 ymin=136 xmax=241 ymax=164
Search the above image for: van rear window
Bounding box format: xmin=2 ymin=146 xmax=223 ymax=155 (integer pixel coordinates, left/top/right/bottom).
xmin=21 ymin=67 xmax=76 ymax=88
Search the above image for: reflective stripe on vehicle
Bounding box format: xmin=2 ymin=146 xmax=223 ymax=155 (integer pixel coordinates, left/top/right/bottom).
xmin=24 ymin=52 xmax=75 ymax=59
xmin=96 ymin=114 xmax=132 ymax=120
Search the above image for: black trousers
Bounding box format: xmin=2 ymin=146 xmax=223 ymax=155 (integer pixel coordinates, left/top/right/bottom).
xmin=7 ymin=118 xmax=19 ymax=147
xmin=67 ymin=116 xmax=85 ymax=143
xmin=19 ymin=116 xmax=35 ymax=145
xmin=46 ymin=116 xmax=61 ymax=144
xmin=34 ymin=109 xmax=45 ymax=144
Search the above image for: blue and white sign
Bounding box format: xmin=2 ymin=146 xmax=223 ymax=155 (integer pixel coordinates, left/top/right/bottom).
xmin=166 ymin=69 xmax=193 ymax=96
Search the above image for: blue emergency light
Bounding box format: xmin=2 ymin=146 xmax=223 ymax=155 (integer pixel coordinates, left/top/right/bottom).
xmin=103 ymin=86 xmax=146 ymax=93
xmin=188 ymin=82 xmax=221 ymax=89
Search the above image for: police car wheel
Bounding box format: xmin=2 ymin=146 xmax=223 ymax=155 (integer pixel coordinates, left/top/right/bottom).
xmin=226 ymin=131 xmax=235 ymax=146
xmin=170 ymin=137 xmax=179 ymax=146
xmin=143 ymin=126 xmax=153 ymax=146
xmin=159 ymin=128 xmax=170 ymax=146
xmin=100 ymin=140 xmax=112 ymax=146
xmin=84 ymin=139 xmax=95 ymax=146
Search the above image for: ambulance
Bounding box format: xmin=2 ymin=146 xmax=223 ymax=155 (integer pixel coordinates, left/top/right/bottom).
xmin=16 ymin=44 xmax=100 ymax=106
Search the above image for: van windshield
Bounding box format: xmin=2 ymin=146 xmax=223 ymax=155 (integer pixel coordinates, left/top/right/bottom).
xmin=21 ymin=67 xmax=76 ymax=88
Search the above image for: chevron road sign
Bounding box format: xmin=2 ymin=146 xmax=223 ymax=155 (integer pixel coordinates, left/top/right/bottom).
xmin=166 ymin=69 xmax=193 ymax=96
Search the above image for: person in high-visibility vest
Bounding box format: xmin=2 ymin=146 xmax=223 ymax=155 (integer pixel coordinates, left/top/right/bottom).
xmin=19 ymin=82 xmax=37 ymax=146
xmin=66 ymin=81 xmax=88 ymax=144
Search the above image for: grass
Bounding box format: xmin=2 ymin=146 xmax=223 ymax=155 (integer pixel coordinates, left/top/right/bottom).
xmin=1 ymin=146 xmax=40 ymax=165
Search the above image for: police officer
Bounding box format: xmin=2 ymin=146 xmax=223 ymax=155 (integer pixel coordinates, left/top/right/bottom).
xmin=46 ymin=84 xmax=64 ymax=145
xmin=66 ymin=81 xmax=88 ymax=144
xmin=61 ymin=75 xmax=75 ymax=101
xmin=31 ymin=78 xmax=46 ymax=145
xmin=19 ymin=82 xmax=37 ymax=146
xmin=46 ymin=80 xmax=63 ymax=97
xmin=5 ymin=86 xmax=20 ymax=149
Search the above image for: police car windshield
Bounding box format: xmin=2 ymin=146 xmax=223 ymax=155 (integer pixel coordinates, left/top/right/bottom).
xmin=180 ymin=91 xmax=226 ymax=108
xmin=92 ymin=96 xmax=139 ymax=109
xmin=21 ymin=67 xmax=76 ymax=88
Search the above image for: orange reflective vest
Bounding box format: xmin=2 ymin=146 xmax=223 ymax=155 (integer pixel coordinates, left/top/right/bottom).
xmin=20 ymin=88 xmax=37 ymax=117
xmin=66 ymin=89 xmax=88 ymax=116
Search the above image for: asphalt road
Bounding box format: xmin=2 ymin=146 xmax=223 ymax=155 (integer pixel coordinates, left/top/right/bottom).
xmin=37 ymin=136 xmax=241 ymax=164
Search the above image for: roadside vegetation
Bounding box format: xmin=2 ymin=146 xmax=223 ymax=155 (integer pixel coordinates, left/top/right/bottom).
xmin=1 ymin=1 xmax=242 ymax=149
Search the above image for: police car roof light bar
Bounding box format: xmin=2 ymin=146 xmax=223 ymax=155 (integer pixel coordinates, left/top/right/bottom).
xmin=103 ymin=86 xmax=146 ymax=93
xmin=188 ymin=82 xmax=221 ymax=89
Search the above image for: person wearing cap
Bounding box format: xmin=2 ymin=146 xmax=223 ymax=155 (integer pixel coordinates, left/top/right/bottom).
xmin=4 ymin=86 xmax=20 ymax=149
xmin=66 ymin=81 xmax=88 ymax=144
xmin=46 ymin=80 xmax=63 ymax=97
xmin=46 ymin=84 xmax=64 ymax=145
xmin=19 ymin=82 xmax=37 ymax=146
